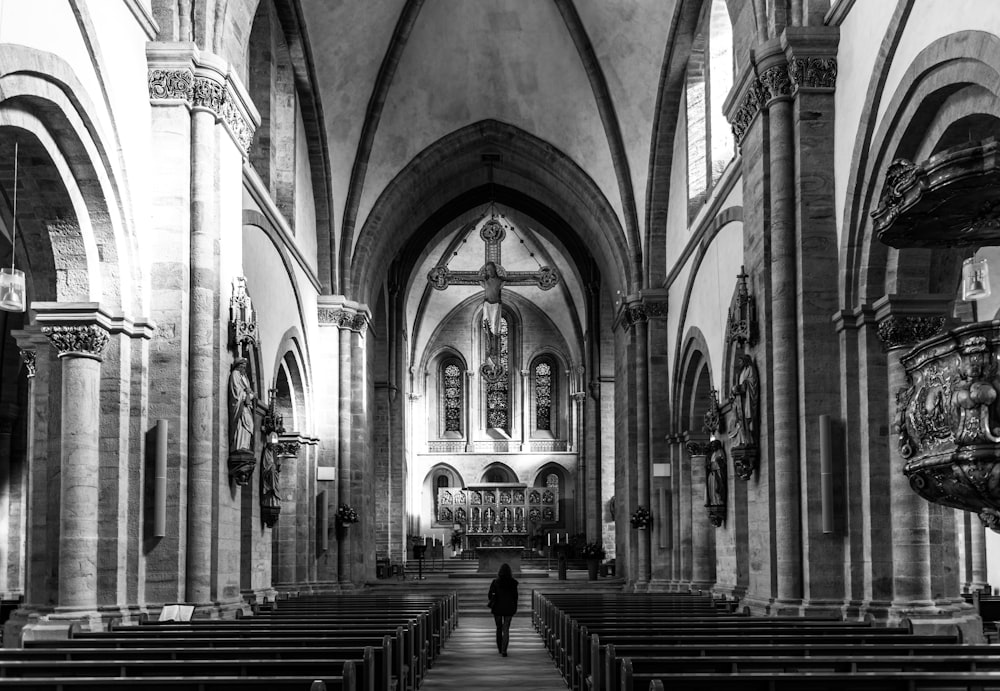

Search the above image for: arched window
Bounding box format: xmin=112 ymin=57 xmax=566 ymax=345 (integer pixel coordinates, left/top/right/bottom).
xmin=532 ymin=356 xmax=556 ymax=434
xmin=485 ymin=317 xmax=510 ymax=432
xmin=687 ymin=0 xmax=735 ymax=221
xmin=440 ymin=358 xmax=464 ymax=437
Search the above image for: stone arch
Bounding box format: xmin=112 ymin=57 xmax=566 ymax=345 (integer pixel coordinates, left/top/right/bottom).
xmin=669 ymin=209 xmax=742 ymax=404
xmin=0 ymin=49 xmax=143 ymax=312
xmin=423 ymin=462 xmax=465 ymax=530
xmin=271 ymin=328 xmax=309 ymax=433
xmin=350 ymin=120 xmax=632 ymax=304
xmin=480 ymin=462 xmax=517 ymax=484
xmin=843 ymin=31 xmax=1000 ymax=306
xmin=675 ymin=327 xmax=714 ymax=434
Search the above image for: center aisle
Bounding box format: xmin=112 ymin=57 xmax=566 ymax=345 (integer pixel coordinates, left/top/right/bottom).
xmin=419 ymin=614 xmax=566 ymax=691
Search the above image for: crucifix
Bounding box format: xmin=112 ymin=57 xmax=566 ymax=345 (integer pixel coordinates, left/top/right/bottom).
xmin=427 ymin=215 xmax=560 ymax=381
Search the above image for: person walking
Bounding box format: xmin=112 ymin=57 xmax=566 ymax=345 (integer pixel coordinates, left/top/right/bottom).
xmin=488 ymin=562 xmax=518 ymax=656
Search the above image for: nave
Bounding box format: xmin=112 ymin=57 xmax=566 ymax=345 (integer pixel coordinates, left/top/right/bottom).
xmin=418 ymin=615 xmax=564 ymax=691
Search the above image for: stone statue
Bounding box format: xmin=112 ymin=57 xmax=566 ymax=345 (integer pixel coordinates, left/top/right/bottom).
xmin=729 ymin=355 xmax=759 ymax=449
xmin=228 ymin=357 xmax=255 ymax=454
xmin=706 ymin=440 xmax=726 ymax=507
xmin=260 ymin=443 xmax=280 ymax=525
xmin=705 ymin=439 xmax=727 ymax=527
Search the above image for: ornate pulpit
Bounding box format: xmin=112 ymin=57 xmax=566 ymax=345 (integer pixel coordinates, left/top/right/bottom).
xmin=874 ymin=138 xmax=1000 ymax=531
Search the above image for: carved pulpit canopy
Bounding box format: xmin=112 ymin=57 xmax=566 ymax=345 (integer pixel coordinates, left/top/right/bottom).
xmin=873 ymin=138 xmax=1000 ymax=248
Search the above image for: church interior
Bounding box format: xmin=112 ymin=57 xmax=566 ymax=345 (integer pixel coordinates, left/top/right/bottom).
xmin=5 ymin=0 xmax=1000 ymax=686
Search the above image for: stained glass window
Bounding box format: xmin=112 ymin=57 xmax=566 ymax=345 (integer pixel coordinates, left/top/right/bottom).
xmin=486 ymin=317 xmax=509 ymax=430
xmin=443 ymin=362 xmax=462 ymax=433
xmin=535 ymin=360 xmax=552 ymax=430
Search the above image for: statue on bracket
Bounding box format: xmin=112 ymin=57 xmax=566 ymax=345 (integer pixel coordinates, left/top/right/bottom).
xmin=705 ymin=439 xmax=727 ymax=527
xmin=729 ymin=354 xmax=759 ymax=480
xmin=227 ymin=357 xmax=257 ymax=486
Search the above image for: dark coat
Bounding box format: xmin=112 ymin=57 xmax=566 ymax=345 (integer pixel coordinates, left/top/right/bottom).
xmin=488 ymin=576 xmax=518 ymax=616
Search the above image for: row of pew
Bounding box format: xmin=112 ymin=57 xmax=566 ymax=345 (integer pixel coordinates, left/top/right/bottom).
xmin=0 ymin=592 xmax=456 ymax=690
xmin=533 ymin=591 xmax=1000 ymax=691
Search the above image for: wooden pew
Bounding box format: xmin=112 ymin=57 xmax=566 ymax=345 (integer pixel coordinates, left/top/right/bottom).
xmin=619 ymin=654 xmax=1000 ymax=691
xmin=592 ymin=632 xmax=961 ymax=691
xmin=0 ymin=674 xmax=347 ymax=690
xmin=34 ymin=634 xmax=400 ymax=691
xmin=636 ymin=668 xmax=1000 ymax=691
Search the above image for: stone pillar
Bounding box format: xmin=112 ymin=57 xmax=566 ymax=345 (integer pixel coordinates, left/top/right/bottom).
xmin=758 ymin=47 xmax=802 ymax=608
xmin=874 ymin=298 xmax=947 ymax=617
xmin=634 ymin=317 xmax=651 ymax=587
xmin=678 ymin=431 xmax=693 ymax=588
xmin=350 ymin=325 xmax=371 ymax=583
xmin=969 ymin=518 xmax=989 ymax=593
xmin=41 ymin=324 xmax=109 ymax=609
xmin=337 ymin=324 xmax=352 ymax=585
xmin=464 ymin=372 xmax=475 ymax=453
xmin=0 ymin=406 xmax=17 ymax=596
xmin=315 ymin=301 xmax=342 ymax=587
xmin=186 ymin=92 xmax=221 ymax=605
xmin=520 ymin=369 xmax=530 ymax=452
xmin=686 ymin=438 xmax=715 ymax=592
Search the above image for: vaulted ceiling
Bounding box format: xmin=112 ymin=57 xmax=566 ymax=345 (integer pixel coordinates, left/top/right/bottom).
xmin=299 ymin=0 xmax=677 ymax=277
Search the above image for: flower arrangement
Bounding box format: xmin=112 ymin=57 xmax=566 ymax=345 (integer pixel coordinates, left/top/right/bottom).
xmin=336 ymin=504 xmax=359 ymax=525
xmin=630 ymin=506 xmax=652 ymax=529
xmin=580 ymin=542 xmax=606 ymax=560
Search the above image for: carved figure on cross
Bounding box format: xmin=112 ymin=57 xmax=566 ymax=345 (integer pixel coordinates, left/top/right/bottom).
xmin=427 ymin=216 xmax=559 ymax=379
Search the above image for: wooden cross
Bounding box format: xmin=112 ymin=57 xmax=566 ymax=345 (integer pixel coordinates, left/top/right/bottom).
xmin=427 ymin=216 xmax=559 ymax=381
xmin=426 ymin=217 xmax=560 ymax=293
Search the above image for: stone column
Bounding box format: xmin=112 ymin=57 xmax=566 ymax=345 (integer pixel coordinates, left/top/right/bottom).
xmin=41 ymin=324 xmax=109 ymax=609
xmin=625 ymin=306 xmax=651 ymax=587
xmin=874 ymin=301 xmax=947 ymax=615
xmin=520 ymin=369 xmax=530 ymax=452
xmin=337 ymin=324 xmax=352 ymax=585
xmin=0 ymin=406 xmax=17 ymax=596
xmin=686 ymin=438 xmax=715 ymax=592
xmin=678 ymin=432 xmax=693 ymax=588
xmin=969 ymin=519 xmax=989 ymax=593
xmin=186 ymin=87 xmax=222 ymax=605
xmin=465 ymin=372 xmax=475 ymax=452
xmin=759 ymin=47 xmax=802 ymax=608
xmin=350 ymin=324 xmax=371 ymax=583
xmin=668 ymin=435 xmax=683 ymax=588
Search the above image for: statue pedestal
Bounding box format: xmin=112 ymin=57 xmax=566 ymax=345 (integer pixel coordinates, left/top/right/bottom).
xmin=476 ymin=546 xmax=523 ymax=575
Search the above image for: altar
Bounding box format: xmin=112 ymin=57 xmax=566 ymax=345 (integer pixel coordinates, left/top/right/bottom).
xmin=476 ymin=546 xmax=524 ymax=575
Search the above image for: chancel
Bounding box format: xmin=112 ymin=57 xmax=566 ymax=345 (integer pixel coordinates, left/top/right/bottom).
xmin=4 ymin=1 xmax=1000 ymax=688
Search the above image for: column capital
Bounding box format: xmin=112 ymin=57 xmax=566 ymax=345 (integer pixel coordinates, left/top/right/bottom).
xmin=31 ymin=302 xmax=155 ymax=340
xmin=146 ymin=43 xmax=260 ymax=158
xmin=873 ymin=294 xmax=952 ymax=350
xmin=317 ymin=296 xmax=372 ymax=336
xmin=781 ymin=26 xmax=839 ymax=94
xmin=42 ymin=325 xmax=109 ymax=360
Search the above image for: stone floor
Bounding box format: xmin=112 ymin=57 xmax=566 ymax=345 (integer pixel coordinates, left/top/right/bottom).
xmin=420 ymin=614 xmax=566 ymax=690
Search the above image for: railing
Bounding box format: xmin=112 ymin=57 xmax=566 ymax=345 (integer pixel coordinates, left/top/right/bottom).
xmin=426 ymin=439 xmax=568 ymax=453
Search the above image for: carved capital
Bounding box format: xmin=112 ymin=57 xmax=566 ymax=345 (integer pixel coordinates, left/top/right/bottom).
xmin=273 ymin=441 xmax=300 ymax=458
xmin=729 ymin=78 xmax=766 ymax=144
xmin=148 ymin=68 xmax=194 ymax=100
xmin=42 ymin=325 xmax=109 ymax=360
xmin=20 ymin=350 xmax=36 ymax=379
xmin=318 ymin=306 xmax=369 ymax=335
xmin=758 ymin=64 xmax=793 ymax=103
xmin=148 ymin=69 xmax=254 ymax=155
xmin=192 ymin=76 xmax=225 ymax=112
xmin=877 ymin=315 xmax=946 ymax=350
xmin=686 ymin=441 xmax=710 ymax=457
xmin=788 ymin=56 xmax=838 ymax=91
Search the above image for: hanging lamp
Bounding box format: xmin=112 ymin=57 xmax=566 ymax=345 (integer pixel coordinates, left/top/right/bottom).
xmin=962 ymin=254 xmax=991 ymax=302
xmin=0 ymin=141 xmax=25 ymax=312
